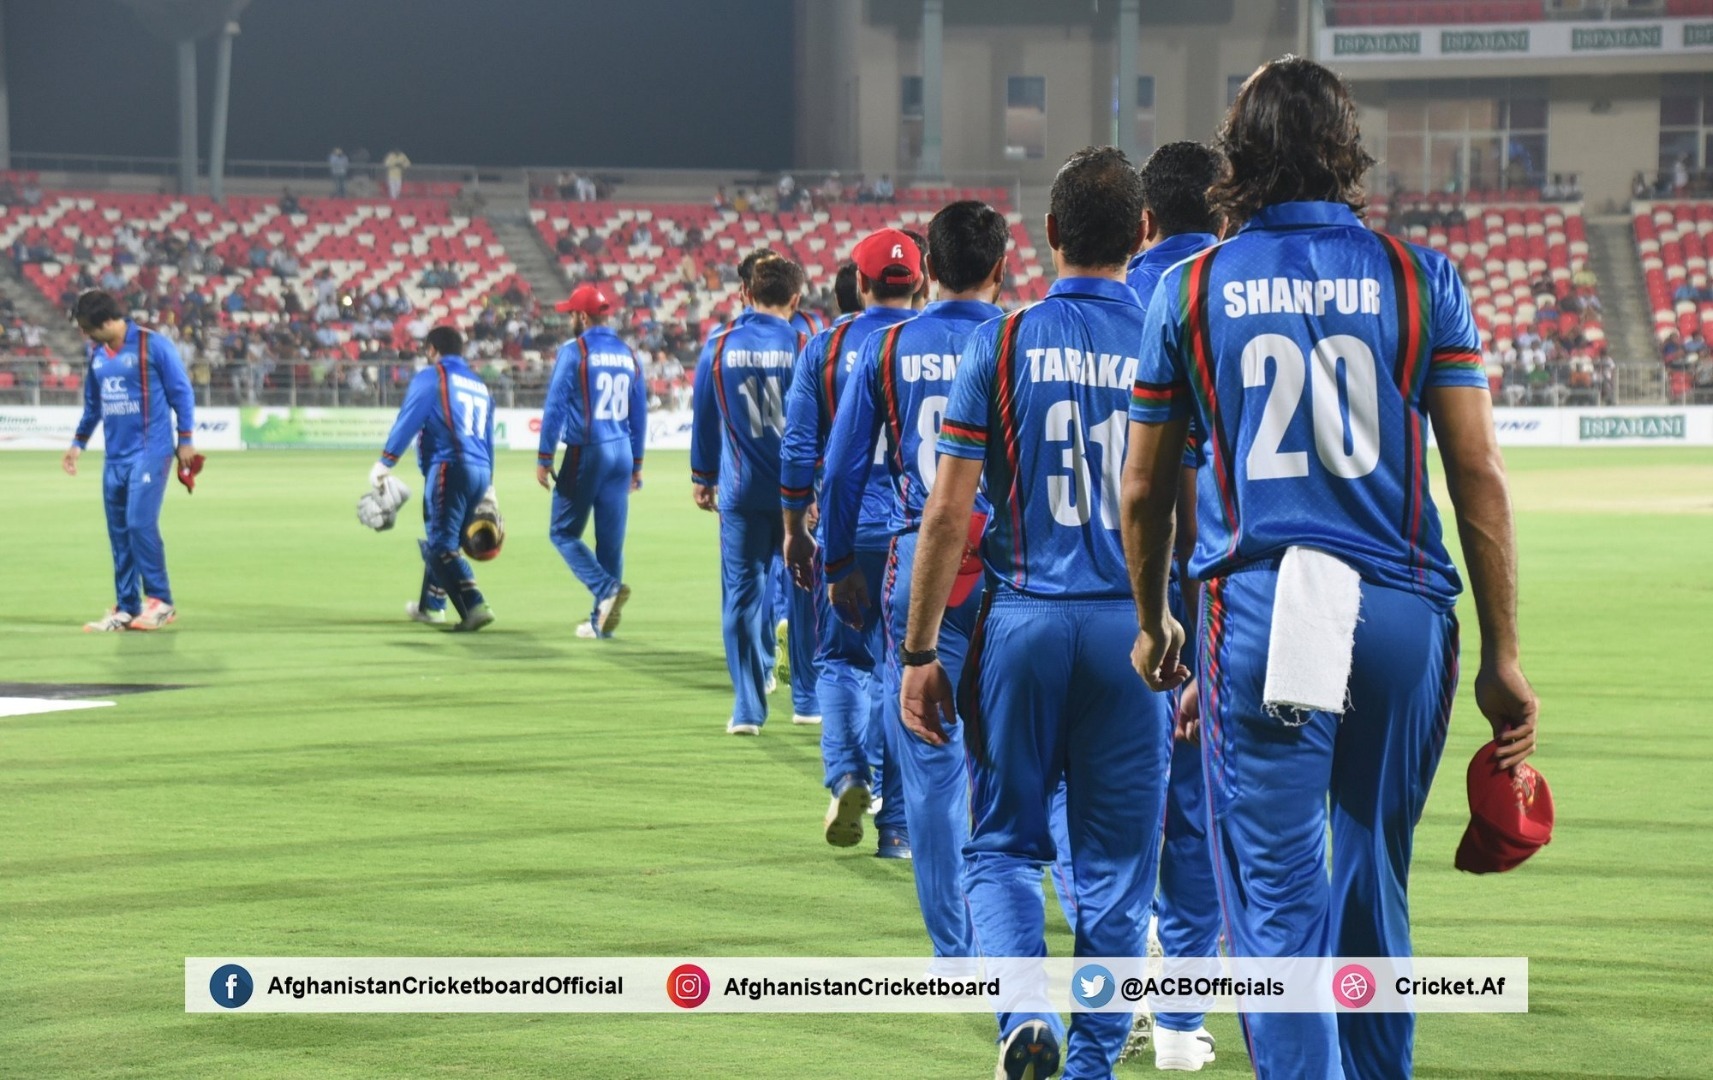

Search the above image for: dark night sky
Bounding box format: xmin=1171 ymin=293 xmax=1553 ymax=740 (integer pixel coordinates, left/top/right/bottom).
xmin=6 ymin=0 xmax=798 ymax=168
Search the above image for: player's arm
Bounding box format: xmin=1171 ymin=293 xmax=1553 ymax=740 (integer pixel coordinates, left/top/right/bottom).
xmin=628 ymin=354 xmax=647 ymax=489
xmin=899 ymin=327 xmax=993 ymax=746
xmin=1428 ymin=386 xmax=1536 ymax=769
xmin=376 ymin=370 xmax=430 ymax=485
xmin=64 ymin=352 xmax=99 ymax=476
xmin=1173 ymin=461 xmax=1201 ymax=742
xmin=688 ymin=340 xmax=719 ymax=511
xmin=1423 ymin=249 xmax=1537 ymax=770
xmin=154 ymin=334 xmax=197 ymax=464
xmin=779 ymin=338 xmax=823 ymax=587
xmin=536 ymin=343 xmax=575 ymax=489
xmin=821 ymin=349 xmax=885 ymax=626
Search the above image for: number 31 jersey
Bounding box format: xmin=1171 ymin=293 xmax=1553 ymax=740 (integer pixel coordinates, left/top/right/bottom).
xmin=1128 ymin=201 xmax=1490 ymax=605
xmin=938 ymin=277 xmax=1148 ymax=600
xmin=690 ymin=311 xmax=806 ymax=514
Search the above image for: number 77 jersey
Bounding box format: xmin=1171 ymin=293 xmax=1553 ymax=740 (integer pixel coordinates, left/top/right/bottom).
xmin=1128 ymin=201 xmax=1491 ymax=605
xmin=937 ymin=277 xmax=1150 ymax=600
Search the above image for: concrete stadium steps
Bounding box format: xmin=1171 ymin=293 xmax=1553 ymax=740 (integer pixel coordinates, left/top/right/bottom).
xmin=1587 ymin=214 xmax=1664 ymax=400
xmin=486 ymin=211 xmax=569 ymax=302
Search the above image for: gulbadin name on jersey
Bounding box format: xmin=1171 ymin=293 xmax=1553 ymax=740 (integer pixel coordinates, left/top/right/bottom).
xmin=1026 ymin=346 xmax=1140 ymax=389
xmin=1223 ymin=276 xmax=1383 ymax=318
xmin=720 ymin=348 xmax=794 ymax=369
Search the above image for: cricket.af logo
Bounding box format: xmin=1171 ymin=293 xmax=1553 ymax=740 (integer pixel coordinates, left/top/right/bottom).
xmin=210 ymin=964 xmax=254 ymax=1009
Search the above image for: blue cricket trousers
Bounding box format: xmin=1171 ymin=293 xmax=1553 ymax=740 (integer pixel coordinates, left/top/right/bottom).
xmin=960 ymin=589 xmax=1172 ymax=1079
xmin=101 ymin=453 xmax=172 ymax=614
xmin=423 ymin=460 xmax=490 ymax=619
xmin=815 ymin=545 xmax=895 ymax=823
xmin=1200 ymin=567 xmax=1458 ymax=1080
xmin=550 ymin=437 xmax=631 ymax=622
xmin=882 ymin=531 xmax=981 ymax=960
xmin=774 ymin=555 xmax=820 ymax=717
xmin=719 ymin=506 xmax=781 ymax=728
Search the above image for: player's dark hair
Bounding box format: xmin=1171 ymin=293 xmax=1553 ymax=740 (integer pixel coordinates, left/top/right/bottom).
xmin=426 ymin=325 xmax=463 ymax=357
xmin=901 ymin=228 xmax=931 ymax=301
xmin=927 ymin=201 xmax=1009 ymax=293
xmin=738 ymin=247 xmax=778 ymax=286
xmin=1049 ymin=145 xmax=1145 ymax=270
xmin=1210 ymin=55 xmax=1374 ymax=227
xmin=1138 ymin=142 xmax=1225 ymax=239
xmin=748 ymin=255 xmax=805 ymax=308
xmin=833 ymin=262 xmax=861 ymax=314
xmin=73 ymin=289 xmax=124 ymax=329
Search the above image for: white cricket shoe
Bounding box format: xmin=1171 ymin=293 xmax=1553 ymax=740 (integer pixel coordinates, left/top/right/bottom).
xmin=82 ymin=607 xmax=133 ymax=633
xmin=1148 ymin=913 xmax=1164 ymax=959
xmin=824 ymin=773 xmax=871 ymax=847
xmin=595 ymin=584 xmax=631 ymax=635
xmin=1154 ymin=1026 xmax=1215 ymax=1071
xmin=791 ymin=714 xmax=822 ymax=725
xmin=726 ymin=719 xmax=761 ymax=736
xmin=995 ymin=1019 xmax=1061 ymax=1079
xmin=129 ymin=597 xmax=176 ymax=631
xmin=406 ymin=601 xmax=447 ymax=625
xmin=576 ymin=621 xmax=612 ymax=640
xmin=1116 ymin=1009 xmax=1153 ymax=1064
xmin=765 ymin=672 xmax=779 ymax=695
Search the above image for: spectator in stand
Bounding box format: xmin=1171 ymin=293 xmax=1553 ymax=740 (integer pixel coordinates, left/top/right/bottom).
xmin=1675 ymin=155 xmax=1691 ymax=196
xmin=329 ymin=148 xmax=349 ymax=197
xmin=1686 ymin=330 xmax=1708 ymax=360
xmin=575 ymin=173 xmax=597 ymax=202
xmin=873 ymin=174 xmax=895 ymax=203
xmin=777 ymin=173 xmax=798 ymax=212
xmin=280 ymin=188 xmax=302 ymax=215
xmin=21 ymin=180 xmax=41 ymax=207
xmin=391 ymin=290 xmax=413 ymax=317
xmin=632 ymin=223 xmax=653 ymax=250
xmin=819 ymin=171 xmax=843 ymax=205
xmin=556 ymin=171 xmax=577 ymax=200
xmin=732 ymin=188 xmax=752 ymax=212
xmin=556 ymin=230 xmax=577 ymax=257
xmin=99 ymin=266 xmax=126 ymax=294
xmin=1632 ymin=172 xmax=1649 ymax=200
xmin=1542 ymin=174 xmax=1563 ymax=201
xmin=1662 ymin=332 xmax=1686 ymax=369
xmin=714 ymin=185 xmax=731 ymax=211
xmin=1675 ymin=280 xmax=1699 ymax=304
xmin=384 ymin=148 xmax=411 ymax=200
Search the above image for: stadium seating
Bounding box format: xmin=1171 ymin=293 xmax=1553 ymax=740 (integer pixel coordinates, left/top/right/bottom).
xmin=1370 ymin=196 xmax=1602 ymax=358
xmin=1327 ymin=2 xmax=1544 ymax=26
xmin=530 ymin=194 xmax=1049 ymax=326
xmin=1634 ymin=201 xmax=1713 ymax=395
xmin=0 ymin=191 xmax=530 ymax=351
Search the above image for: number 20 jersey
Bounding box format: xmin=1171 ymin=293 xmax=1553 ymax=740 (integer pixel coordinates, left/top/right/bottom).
xmin=1128 ymin=201 xmax=1491 ymax=606
xmin=938 ymin=277 xmax=1149 ymax=600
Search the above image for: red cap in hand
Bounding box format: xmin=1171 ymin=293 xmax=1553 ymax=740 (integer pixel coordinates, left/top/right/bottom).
xmin=1455 ymin=741 xmax=1554 ymax=874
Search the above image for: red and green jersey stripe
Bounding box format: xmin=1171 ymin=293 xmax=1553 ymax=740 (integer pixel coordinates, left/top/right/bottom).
xmin=1176 ymin=248 xmax=1240 ymax=560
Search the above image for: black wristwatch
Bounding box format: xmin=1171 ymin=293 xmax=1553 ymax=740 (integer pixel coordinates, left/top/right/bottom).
xmin=898 ymin=645 xmax=938 ymax=667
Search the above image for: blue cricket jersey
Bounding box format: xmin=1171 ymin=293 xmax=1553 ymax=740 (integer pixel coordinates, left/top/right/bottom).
xmin=779 ymin=305 xmax=916 ymax=550
xmin=938 ymin=278 xmax=1147 ymax=600
xmin=1128 ymin=201 xmax=1490 ymax=604
xmin=791 ymin=309 xmax=827 ymax=337
xmin=689 ymin=310 xmax=807 ymax=514
xmin=820 ymin=299 xmax=1002 ymax=582
xmin=380 ymin=355 xmax=495 ymax=473
xmin=537 ymin=326 xmax=648 ymax=468
xmin=73 ymin=323 xmax=195 ymax=461
xmin=1127 ymin=232 xmax=1219 ymax=309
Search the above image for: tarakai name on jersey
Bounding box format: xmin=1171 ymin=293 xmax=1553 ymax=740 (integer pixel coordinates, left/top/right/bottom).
xmin=1222 ymin=276 xmax=1383 ymax=319
xmin=1026 ymin=347 xmax=1141 ymax=389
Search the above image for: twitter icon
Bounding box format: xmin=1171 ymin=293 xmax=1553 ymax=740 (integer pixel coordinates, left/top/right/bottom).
xmin=1071 ymin=963 xmax=1115 ymax=1009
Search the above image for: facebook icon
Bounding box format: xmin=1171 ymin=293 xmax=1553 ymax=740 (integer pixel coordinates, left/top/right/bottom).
xmin=209 ymin=964 xmax=253 ymax=1009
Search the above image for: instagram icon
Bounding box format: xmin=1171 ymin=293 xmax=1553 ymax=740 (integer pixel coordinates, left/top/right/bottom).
xmin=667 ymin=963 xmax=711 ymax=1009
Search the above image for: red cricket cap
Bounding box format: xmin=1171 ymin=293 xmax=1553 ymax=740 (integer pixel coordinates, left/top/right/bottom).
xmin=851 ymin=228 xmax=922 ymax=287
xmin=555 ymin=283 xmax=614 ymax=315
xmin=1455 ymin=742 xmax=1554 ymax=874
xmin=947 ymin=509 xmax=989 ymax=608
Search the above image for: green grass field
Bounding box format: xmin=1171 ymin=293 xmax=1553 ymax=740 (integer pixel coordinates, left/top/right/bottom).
xmin=3 ymin=447 xmax=1711 ymax=1079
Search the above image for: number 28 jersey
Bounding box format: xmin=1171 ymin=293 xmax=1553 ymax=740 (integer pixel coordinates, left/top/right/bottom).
xmin=1128 ymin=201 xmax=1490 ymax=605
xmin=938 ymin=277 xmax=1147 ymax=600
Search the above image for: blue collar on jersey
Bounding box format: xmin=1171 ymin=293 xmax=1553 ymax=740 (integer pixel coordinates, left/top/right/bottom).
xmin=578 ymin=325 xmax=622 ymax=345
xmin=1045 ymin=276 xmax=1143 ymax=306
xmin=918 ymin=299 xmax=1003 ymax=321
xmin=1239 ymin=201 xmax=1365 ymax=233
xmin=1126 ymin=232 xmax=1219 ymax=277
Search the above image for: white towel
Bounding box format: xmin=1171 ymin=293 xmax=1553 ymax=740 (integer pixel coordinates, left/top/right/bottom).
xmin=1263 ymin=547 xmax=1362 ymax=716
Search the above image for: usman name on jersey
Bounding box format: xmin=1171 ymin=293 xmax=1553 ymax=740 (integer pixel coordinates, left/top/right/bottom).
xmin=1025 ymin=346 xmax=1140 ymax=389
xmin=897 ymin=352 xmax=962 ymax=382
xmin=1222 ymin=276 xmax=1383 ymax=319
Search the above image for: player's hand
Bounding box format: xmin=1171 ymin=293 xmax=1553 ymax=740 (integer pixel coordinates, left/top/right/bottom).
xmin=829 ymin=569 xmax=869 ymax=630
xmin=61 ymin=446 xmax=80 ymax=476
xmin=536 ymin=464 xmax=554 ymax=490
xmin=631 ymin=469 xmax=643 ymax=492
xmin=1133 ymin=615 xmax=1190 ymax=692
xmin=783 ymin=529 xmax=817 ymax=590
xmin=1174 ymin=678 xmax=1201 ymax=745
xmin=175 ymin=444 xmax=197 ymax=470
xmin=1475 ymin=660 xmax=1539 ymax=771
xmin=369 ymin=460 xmax=391 ymax=489
xmin=692 ymin=484 xmax=717 ymax=512
xmin=900 ymin=660 xmax=956 ymax=747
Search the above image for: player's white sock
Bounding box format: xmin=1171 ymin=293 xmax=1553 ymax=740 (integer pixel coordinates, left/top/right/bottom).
xmin=791 ymin=714 xmax=822 ymax=725
xmin=406 ymin=601 xmax=447 ymax=625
